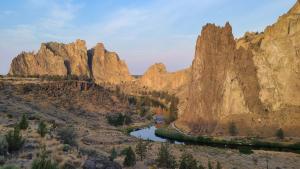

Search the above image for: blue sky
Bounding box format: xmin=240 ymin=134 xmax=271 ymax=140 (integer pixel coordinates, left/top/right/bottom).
xmin=0 ymin=0 xmax=296 ymax=75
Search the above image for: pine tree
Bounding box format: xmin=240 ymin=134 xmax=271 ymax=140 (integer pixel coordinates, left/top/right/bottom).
xmin=19 ymin=114 xmax=29 ymax=130
xmin=179 ymin=152 xmax=198 ymax=169
xmin=276 ymin=128 xmax=284 ymax=140
xmin=37 ymin=121 xmax=47 ymax=137
xmin=229 ymin=122 xmax=238 ymax=136
xmin=135 ymin=139 xmax=148 ymax=161
xmin=216 ymin=161 xmax=222 ymax=169
xmin=156 ymin=143 xmax=177 ymax=169
xmin=109 ymin=147 xmax=117 ymax=161
xmin=123 ymin=146 xmax=136 ymax=167
xmin=5 ymin=126 xmax=24 ymax=152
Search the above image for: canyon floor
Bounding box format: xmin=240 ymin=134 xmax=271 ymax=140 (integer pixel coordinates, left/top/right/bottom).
xmin=0 ymin=77 xmax=299 ymax=169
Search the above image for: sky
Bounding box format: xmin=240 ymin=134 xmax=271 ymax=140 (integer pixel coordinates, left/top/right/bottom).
xmin=0 ymin=0 xmax=296 ymax=75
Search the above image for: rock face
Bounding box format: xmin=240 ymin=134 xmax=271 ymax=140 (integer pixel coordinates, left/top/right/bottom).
xmin=9 ymin=40 xmax=89 ymax=77
xmin=138 ymin=63 xmax=190 ymax=92
xmin=177 ymin=1 xmax=300 ymax=136
xmin=88 ymin=43 xmax=133 ymax=84
xmin=9 ymin=40 xmax=132 ymax=84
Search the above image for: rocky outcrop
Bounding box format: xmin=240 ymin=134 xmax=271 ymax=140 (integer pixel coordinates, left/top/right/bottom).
xmin=9 ymin=40 xmax=89 ymax=77
xmin=177 ymin=1 xmax=300 ymax=137
xmin=88 ymin=43 xmax=133 ymax=84
xmin=83 ymin=155 xmax=122 ymax=169
xmin=138 ymin=63 xmax=190 ymax=92
xmin=9 ymin=40 xmax=132 ymax=84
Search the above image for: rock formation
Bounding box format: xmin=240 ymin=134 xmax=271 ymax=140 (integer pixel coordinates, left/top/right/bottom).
xmin=9 ymin=40 xmax=89 ymax=77
xmin=138 ymin=63 xmax=190 ymax=91
xmin=177 ymin=0 xmax=300 ymax=137
xmin=88 ymin=43 xmax=133 ymax=84
xmin=9 ymin=40 xmax=133 ymax=84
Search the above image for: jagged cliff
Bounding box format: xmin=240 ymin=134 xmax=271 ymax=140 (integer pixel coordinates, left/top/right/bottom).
xmin=177 ymin=1 xmax=300 ymax=137
xmin=9 ymin=40 xmax=132 ymax=84
xmin=88 ymin=43 xmax=133 ymax=84
xmin=9 ymin=40 xmax=89 ymax=77
xmin=137 ymin=63 xmax=190 ymax=92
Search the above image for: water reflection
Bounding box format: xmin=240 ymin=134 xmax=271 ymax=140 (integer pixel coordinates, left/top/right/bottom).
xmin=130 ymin=125 xmax=183 ymax=144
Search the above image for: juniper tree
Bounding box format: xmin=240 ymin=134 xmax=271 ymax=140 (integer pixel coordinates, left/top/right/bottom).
xmin=135 ymin=139 xmax=148 ymax=161
xmin=123 ymin=146 xmax=136 ymax=167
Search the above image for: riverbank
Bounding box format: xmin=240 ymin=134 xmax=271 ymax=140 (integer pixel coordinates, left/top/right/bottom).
xmin=155 ymin=127 xmax=300 ymax=154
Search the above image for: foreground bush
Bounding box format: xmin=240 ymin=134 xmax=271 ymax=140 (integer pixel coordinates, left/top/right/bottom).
xmin=179 ymin=152 xmax=198 ymax=169
xmin=135 ymin=139 xmax=148 ymax=161
xmin=156 ymin=143 xmax=177 ymax=169
xmin=123 ymin=146 xmax=136 ymax=167
xmin=5 ymin=127 xmax=24 ymax=152
xmin=31 ymin=148 xmax=59 ymax=169
xmin=57 ymin=126 xmax=77 ymax=146
xmin=0 ymin=135 xmax=8 ymax=156
xmin=0 ymin=165 xmax=20 ymax=169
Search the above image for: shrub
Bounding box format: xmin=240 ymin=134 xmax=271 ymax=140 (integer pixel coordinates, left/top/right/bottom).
xmin=239 ymin=147 xmax=254 ymax=155
xmin=106 ymin=113 xmax=132 ymax=126
xmin=109 ymin=147 xmax=117 ymax=161
xmin=216 ymin=161 xmax=222 ymax=169
xmin=229 ymin=122 xmax=238 ymax=136
xmin=179 ymin=152 xmax=198 ymax=169
xmin=62 ymin=144 xmax=71 ymax=152
xmin=7 ymin=114 xmax=13 ymax=119
xmin=0 ymin=135 xmax=8 ymax=156
xmin=57 ymin=126 xmax=77 ymax=146
xmin=31 ymin=148 xmax=59 ymax=169
xmin=276 ymin=128 xmax=284 ymax=140
xmin=19 ymin=114 xmax=29 ymax=130
xmin=135 ymin=139 xmax=148 ymax=161
xmin=208 ymin=161 xmax=213 ymax=169
xmin=5 ymin=127 xmax=24 ymax=152
xmin=156 ymin=143 xmax=177 ymax=169
xmin=0 ymin=155 xmax=5 ymax=165
xmin=0 ymin=165 xmax=20 ymax=169
xmin=37 ymin=121 xmax=47 ymax=137
xmin=123 ymin=146 xmax=136 ymax=167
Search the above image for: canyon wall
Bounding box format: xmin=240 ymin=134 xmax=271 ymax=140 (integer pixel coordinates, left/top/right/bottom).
xmin=137 ymin=63 xmax=190 ymax=92
xmin=177 ymin=1 xmax=300 ymax=137
xmin=9 ymin=40 xmax=132 ymax=84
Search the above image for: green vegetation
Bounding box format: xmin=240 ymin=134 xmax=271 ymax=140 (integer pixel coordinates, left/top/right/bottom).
xmin=208 ymin=161 xmax=213 ymax=169
xmin=229 ymin=122 xmax=238 ymax=136
xmin=5 ymin=127 xmax=24 ymax=153
xmin=0 ymin=165 xmax=20 ymax=169
xmin=276 ymin=128 xmax=284 ymax=140
xmin=123 ymin=146 xmax=136 ymax=167
xmin=18 ymin=114 xmax=29 ymax=130
xmin=37 ymin=121 xmax=47 ymax=137
xmin=11 ymin=74 xmax=93 ymax=82
xmin=216 ymin=161 xmax=222 ymax=169
xmin=57 ymin=126 xmax=77 ymax=146
xmin=179 ymin=152 xmax=198 ymax=169
xmin=156 ymin=143 xmax=177 ymax=169
xmin=106 ymin=113 xmax=132 ymax=126
xmin=155 ymin=128 xmax=300 ymax=154
xmin=0 ymin=135 xmax=8 ymax=156
xmin=109 ymin=147 xmax=117 ymax=161
xmin=135 ymin=139 xmax=148 ymax=161
xmin=31 ymin=147 xmax=59 ymax=169
xmin=239 ymin=147 xmax=254 ymax=155
xmin=62 ymin=144 xmax=71 ymax=152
